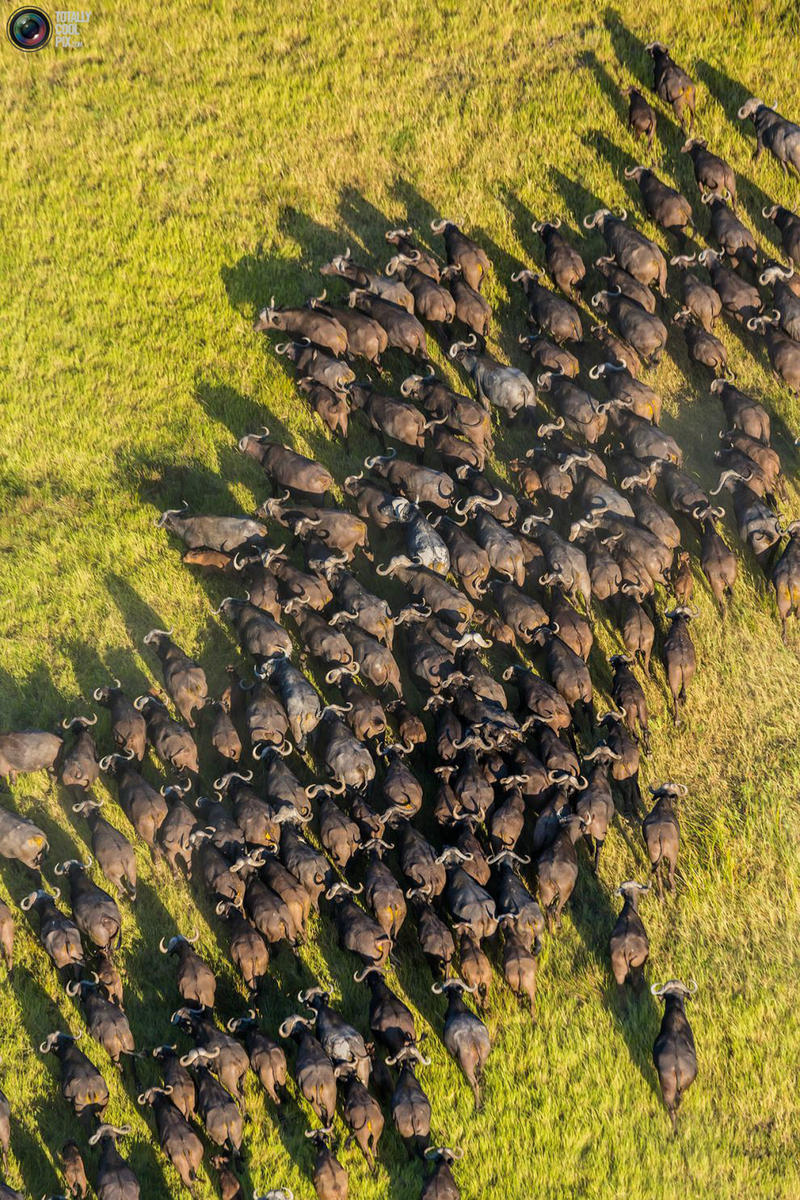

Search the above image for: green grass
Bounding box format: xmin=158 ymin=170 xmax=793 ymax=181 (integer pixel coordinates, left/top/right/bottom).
xmin=1 ymin=0 xmax=800 ymax=1196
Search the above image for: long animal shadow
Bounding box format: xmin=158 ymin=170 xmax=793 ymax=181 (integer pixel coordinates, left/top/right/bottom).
xmin=548 ymin=167 xmax=610 ymax=241
xmin=567 ymin=866 xmax=662 ymax=1098
xmin=580 ymin=47 xmax=631 ymax=128
xmin=588 ymin=45 xmax=689 ymax=173
xmin=332 ymin=184 xmax=476 ymax=387
xmin=599 ymin=13 xmax=777 ymax=237
xmin=114 ymin=870 xmax=194 ymax=1021
xmin=62 ymin=637 xmax=150 ymax=713
xmin=692 ymin=58 xmax=753 ymax=129
xmin=101 ymin=567 xmax=240 ymax=765
xmin=193 ymin=378 xmax=297 ymax=468
xmin=110 ymin=446 xmax=282 ymax=638
xmin=390 ymin=177 xmax=445 ymax=241
xmin=0 ymin=663 xmax=93 ymax=872
xmin=337 ymin=186 xmax=399 ymax=261
xmin=113 ymin=445 xmax=241 ymax=517
xmin=339 ymin=180 xmax=483 ymax=391
xmin=498 ymin=185 xmax=556 ymax=267
xmin=103 ymin=571 xmax=177 ymax=656
xmin=583 ymin=126 xmax=706 ymax=256
xmin=222 ymin=205 xmax=346 ymax=317
xmin=473 ymin=222 xmax=530 ymax=368
xmin=602 ymin=8 xmax=652 ymax=92
xmin=0 ymin=662 xmax=66 ymax=732
xmin=496 ymin=184 xmax=627 ymax=376
xmin=588 ymin=127 xmax=651 ymax=185
xmin=0 ymin=940 xmax=81 ymax=1196
xmin=3 ymin=1111 xmax=55 ymax=1198
xmin=0 ymin=844 xmax=176 ymax=1197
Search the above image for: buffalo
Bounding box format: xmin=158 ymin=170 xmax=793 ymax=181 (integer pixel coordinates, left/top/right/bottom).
xmin=737 ymin=98 xmax=800 ymax=176
xmin=645 ymin=41 xmax=695 ymax=132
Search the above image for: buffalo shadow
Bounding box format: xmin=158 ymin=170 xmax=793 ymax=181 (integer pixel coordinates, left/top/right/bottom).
xmin=221 ymin=205 xmax=346 ymax=319
xmin=602 ymin=8 xmax=652 ymax=93
xmin=567 ymin=863 xmax=663 ymax=1099
xmin=62 ymin=636 xmax=151 ymax=714
xmin=0 ymin=660 xmax=65 ymax=732
xmin=579 ymin=47 xmax=631 ymax=128
xmin=581 ymin=127 xmax=705 ymax=251
xmin=103 ymin=571 xmax=182 ymax=660
xmin=109 ymin=445 xmax=270 ymax=633
xmin=692 ymin=58 xmax=752 ymax=130
xmin=221 ymin=196 xmax=429 ymax=403
xmin=193 ymin=378 xmax=298 ymax=472
xmin=389 ymin=178 xmax=446 ymax=250
xmin=220 ymin=226 xmax=423 ymax=470
xmin=498 ymin=184 xmax=585 ymax=276
xmin=547 ymin=167 xmax=609 ymax=243
xmin=113 ymin=444 xmax=243 ymax=519
xmin=337 ymin=185 xmax=402 ymax=264
xmin=0 ymin=847 xmax=174 ymax=1197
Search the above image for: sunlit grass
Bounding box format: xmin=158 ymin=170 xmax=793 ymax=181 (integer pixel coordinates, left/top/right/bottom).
xmin=0 ymin=0 xmax=799 ymax=1196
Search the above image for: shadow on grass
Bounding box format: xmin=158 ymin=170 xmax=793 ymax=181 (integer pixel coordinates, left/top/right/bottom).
xmin=113 ymin=445 xmax=242 ymax=517
xmin=389 ymin=179 xmax=443 ymax=245
xmin=568 ymin=866 xmax=662 ymax=1099
xmin=337 ymin=186 xmax=398 ymax=263
xmin=63 ymin=637 xmax=151 ymax=714
xmin=222 ymin=206 xmax=346 ymax=318
xmin=692 ymin=58 xmax=751 ymax=127
xmin=194 ymin=377 xmax=297 ymax=460
xmin=548 ymin=167 xmax=609 ymax=238
xmin=104 ymin=571 xmax=177 ymax=653
xmin=0 ymin=661 xmax=66 ymax=730
xmin=587 ymin=127 xmax=643 ymax=184
xmin=602 ymin=8 xmax=651 ymax=92
xmin=581 ymin=47 xmax=629 ymax=126
xmin=498 ymin=184 xmax=584 ymax=273
xmin=0 ymin=948 xmax=76 ymax=1196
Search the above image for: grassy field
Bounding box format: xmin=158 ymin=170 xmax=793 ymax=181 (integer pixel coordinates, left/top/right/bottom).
xmin=1 ymin=0 xmax=800 ymax=1196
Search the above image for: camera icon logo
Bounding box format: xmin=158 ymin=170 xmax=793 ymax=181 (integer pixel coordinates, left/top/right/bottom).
xmin=7 ymin=6 xmax=52 ymax=51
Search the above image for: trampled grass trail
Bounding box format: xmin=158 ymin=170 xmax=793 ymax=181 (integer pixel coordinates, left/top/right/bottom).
xmin=1 ymin=1 xmax=799 ymax=1197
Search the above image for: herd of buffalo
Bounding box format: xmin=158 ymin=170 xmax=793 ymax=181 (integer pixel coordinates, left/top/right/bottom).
xmin=0 ymin=38 xmax=799 ymax=1200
